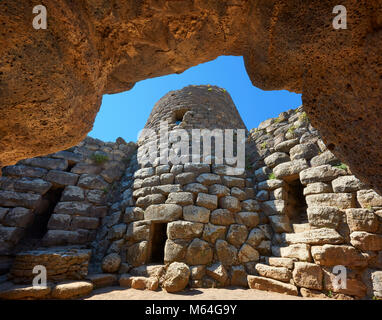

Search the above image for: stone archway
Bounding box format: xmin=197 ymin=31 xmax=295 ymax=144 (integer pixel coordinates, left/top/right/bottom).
xmin=0 ymin=0 xmax=381 ymax=193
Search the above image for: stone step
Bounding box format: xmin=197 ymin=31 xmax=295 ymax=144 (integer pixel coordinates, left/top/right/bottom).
xmin=86 ymin=273 xmax=118 ymax=289
xmin=9 ymin=246 xmax=91 ymax=283
xmin=292 ymin=223 xmax=311 ymax=233
xmin=0 ymin=280 xmax=93 ymax=300
xmin=247 ymin=275 xmax=298 ymax=296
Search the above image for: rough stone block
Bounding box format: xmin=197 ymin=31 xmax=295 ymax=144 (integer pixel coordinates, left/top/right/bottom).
xmin=46 ymin=170 xmax=79 ymax=187
xmin=183 ymin=205 xmax=210 ymax=223
xmin=196 ymin=193 xmax=217 ymax=210
xmin=311 ymin=244 xmax=368 ymax=267
xmin=292 ymin=262 xmax=323 ymax=290
xmin=144 ymin=204 xmax=182 ymax=222
xmin=345 ymin=208 xmax=378 ymax=232
xmin=167 ymin=221 xmax=204 ymax=240
xmin=247 ymin=275 xmax=298 ymax=296
xmin=255 ymin=263 xmax=292 ymax=282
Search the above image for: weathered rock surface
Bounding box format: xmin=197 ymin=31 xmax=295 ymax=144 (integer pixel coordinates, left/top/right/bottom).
xmin=247 ymin=275 xmax=298 ymax=296
xmin=162 ymin=262 xmax=190 ymax=293
xmin=1 ymin=1 xmax=381 ymax=196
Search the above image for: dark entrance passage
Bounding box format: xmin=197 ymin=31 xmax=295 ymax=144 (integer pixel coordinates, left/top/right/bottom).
xmin=286 ymin=179 xmax=308 ymax=224
xmin=150 ymin=223 xmax=167 ymax=263
xmin=16 ymin=187 xmax=64 ymax=250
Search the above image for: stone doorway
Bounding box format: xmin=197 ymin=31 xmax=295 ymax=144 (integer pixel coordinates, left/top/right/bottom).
xmin=17 ymin=187 xmax=64 ymax=250
xmin=149 ymin=222 xmax=167 ymax=263
xmin=286 ymin=179 xmax=308 ymax=224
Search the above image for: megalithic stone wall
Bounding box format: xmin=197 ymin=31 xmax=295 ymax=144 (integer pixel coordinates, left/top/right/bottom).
xmin=0 ymin=137 xmax=137 ymax=274
xmin=0 ymin=85 xmax=381 ymax=299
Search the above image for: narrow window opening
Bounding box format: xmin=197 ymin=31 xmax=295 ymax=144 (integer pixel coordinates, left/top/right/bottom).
xmin=150 ymin=222 xmax=167 ymax=263
xmin=173 ymin=109 xmax=188 ymax=125
xmin=286 ymin=179 xmax=308 ymax=224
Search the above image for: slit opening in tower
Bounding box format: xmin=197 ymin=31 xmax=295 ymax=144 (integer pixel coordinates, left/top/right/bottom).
xmin=286 ymin=178 xmax=307 ymax=224
xmin=150 ymin=222 xmax=167 ymax=263
xmin=23 ymin=187 xmax=64 ymax=243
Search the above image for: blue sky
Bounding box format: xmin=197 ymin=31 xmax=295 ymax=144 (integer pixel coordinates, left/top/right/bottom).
xmin=89 ymin=56 xmax=302 ymax=143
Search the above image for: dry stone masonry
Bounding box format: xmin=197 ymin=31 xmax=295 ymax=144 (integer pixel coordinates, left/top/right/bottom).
xmin=0 ymin=85 xmax=381 ymax=300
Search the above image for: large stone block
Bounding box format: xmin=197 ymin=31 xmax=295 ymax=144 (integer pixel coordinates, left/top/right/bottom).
xmin=350 ymin=231 xmax=382 ymax=251
xmin=151 ymin=184 xmax=182 ymax=195
xmin=202 ymin=223 xmax=226 ymax=244
xmin=2 ymin=165 xmax=47 ymax=178
xmin=247 ymin=275 xmax=298 ymax=296
xmin=144 ymin=204 xmax=182 ymax=222
xmin=292 ymin=142 xmax=320 ymax=159
xmin=299 ymin=165 xmax=346 ymax=185
xmin=283 ymin=228 xmax=344 ymax=245
xmin=183 ymin=183 xmax=208 ymax=194
xmin=21 ymin=157 xmax=68 ymax=171
xmin=42 ymin=230 xmax=80 ymax=246
xmin=71 ymin=216 xmax=99 ymax=230
xmin=236 ymin=212 xmax=260 ymax=228
xmin=77 ymin=174 xmax=109 ymax=190
xmin=3 ymin=207 xmax=33 ymax=228
xmin=292 ymin=262 xmax=323 ymax=290
xmin=46 ymin=170 xmax=79 ymax=187
xmin=0 ymin=191 xmax=41 ymax=209
xmin=215 ymin=240 xmax=238 ymax=266
xmin=51 ymin=281 xmax=93 ymax=299
xmin=206 ymin=263 xmax=228 ymax=286
xmin=255 ymin=263 xmax=292 ymax=282
xmin=305 ymin=193 xmax=354 ymax=209
xmin=273 ymin=159 xmax=308 ymax=181
xmin=273 ymin=244 xmax=312 ymax=261
xmin=183 ymin=205 xmax=210 ymax=223
xmin=61 ymin=186 xmax=85 ymax=202
xmin=164 ymin=239 xmax=188 ymax=263
xmin=210 ymin=209 xmax=235 ymax=226
xmin=125 ymin=221 xmax=150 ymax=241
xmin=136 ymin=194 xmax=166 ymax=208
xmin=311 ymin=244 xmax=368 ymax=267
xmin=126 ymin=241 xmax=149 ymax=267
xmin=208 ymin=184 xmax=230 ymax=197
xmin=162 ymin=262 xmax=190 ymax=293
xmin=332 ymin=175 xmax=363 ymax=193
xmin=357 ymin=189 xmax=382 ymax=208
xmin=196 ymin=193 xmax=217 ymax=210
xmin=221 ymin=176 xmax=245 ymax=188
xmin=238 ymin=244 xmax=259 ymax=263
xmin=184 ymin=163 xmax=210 ymax=175
xmin=258 ymin=179 xmax=285 ymax=191
xmin=186 ymin=239 xmax=213 ymax=265
xmin=13 ymin=178 xmax=52 ymax=194
xmin=246 ymin=228 xmax=265 ymax=248
xmin=166 ymin=192 xmax=194 ymax=206
xmin=264 ymin=152 xmax=290 ymax=168
xmin=241 ymin=199 xmax=260 ymax=212
xmin=307 ymin=206 xmax=342 ymax=229
xmin=219 ymin=196 xmax=241 ymax=213
xmin=261 ymin=200 xmax=286 ymax=216
xmin=54 ymin=201 xmax=91 ymax=216
xmin=269 ymin=215 xmax=292 ymax=233
xmin=175 ymin=172 xmax=196 ymax=185
xmin=303 ymin=182 xmax=332 ymax=195
xmin=47 ymin=214 xmax=71 ymax=230
xmin=345 ymin=208 xmax=378 ymax=232
xmin=196 ymin=173 xmax=221 ymax=186
xmin=226 ymin=224 xmax=248 ymax=247
xmin=167 ymin=221 xmax=204 ymax=240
